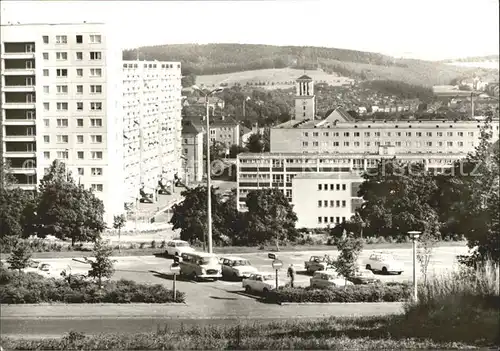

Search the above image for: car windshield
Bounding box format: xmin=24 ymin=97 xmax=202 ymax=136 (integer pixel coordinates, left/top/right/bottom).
xmin=380 ymin=254 xmax=395 ymax=261
xmin=312 ymin=257 xmax=325 ymax=262
xmin=232 ymin=260 xmax=250 ymax=266
xmin=200 ymin=257 xmax=219 ymax=265
xmin=176 ymin=242 xmax=189 ymax=247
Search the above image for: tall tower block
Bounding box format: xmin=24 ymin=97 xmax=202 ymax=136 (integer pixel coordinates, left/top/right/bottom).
xmin=294 ymin=75 xmax=315 ymax=120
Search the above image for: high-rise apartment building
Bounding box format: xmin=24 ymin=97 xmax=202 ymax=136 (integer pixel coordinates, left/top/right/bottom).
xmin=1 ymin=22 xmax=183 ymax=224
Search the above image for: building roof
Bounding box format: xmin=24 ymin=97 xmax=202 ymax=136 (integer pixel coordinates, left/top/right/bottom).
xmin=182 ymin=121 xmax=201 ymax=134
xmin=237 ymin=151 xmax=468 ymax=158
xmin=211 ymin=118 xmax=239 ymax=127
xmin=297 ymin=75 xmax=313 ymax=80
xmin=324 ymin=107 xmax=356 ymax=122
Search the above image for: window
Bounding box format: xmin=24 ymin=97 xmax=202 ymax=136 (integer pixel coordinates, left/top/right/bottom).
xmin=56 ymin=69 xmax=68 ymax=77
xmin=42 ymin=35 xmax=49 ymax=44
xmin=426 ymin=142 xmax=432 ymax=147
xmin=437 ymin=132 xmax=443 ymax=137
xmin=91 ymin=184 xmax=103 ymax=192
xmin=56 ymin=151 xmax=68 ymax=159
xmin=313 ymin=141 xmax=318 ymax=147
xmin=333 ymin=141 xmax=339 ymax=147
xmin=55 ymin=35 xmax=67 ymax=44
xmin=458 ymin=132 xmax=464 ymax=137
xmin=56 ymin=85 xmax=68 ymax=94
xmin=77 ymin=151 xmax=84 ymax=159
xmin=341 ymin=200 xmax=346 ymax=207
xmin=406 ymin=132 xmax=412 ymax=137
xmin=468 ymin=132 xmax=474 ymax=137
xmin=344 ymin=141 xmax=349 ymax=147
xmin=90 ymin=85 xmax=102 ymax=93
xmin=342 ymin=184 xmax=346 ymax=191
xmin=365 ymin=141 xmax=371 ymax=146
xmin=43 ymin=86 xmax=49 ymax=93
xmin=354 ymin=142 xmax=360 ymax=147
xmin=76 ymin=35 xmax=83 ymax=43
xmin=354 ymin=132 xmax=360 ymax=137
xmin=90 ymin=102 xmax=102 ymax=110
xmin=43 ymin=69 xmax=49 ymax=76
xmin=43 ymin=135 xmax=50 ymax=143
xmin=438 ymin=141 xmax=443 ymax=147
xmin=364 ymin=132 xmax=370 ymax=137
xmin=43 ymin=103 xmax=50 ymax=111
xmin=76 ymin=85 xmax=83 ymax=94
xmin=330 ymin=200 xmax=334 ymax=207
xmin=77 ymin=135 xmax=84 ymax=143
xmin=90 ymin=119 xmax=102 ymax=127
xmin=91 ymin=135 xmax=102 ymax=143
xmin=89 ymin=52 xmax=102 ymax=60
xmin=458 ymin=141 xmax=464 ymax=147
xmin=416 ymin=132 xmax=422 ymax=137
xmin=91 ymin=151 xmax=103 ymax=160
xmin=56 ymin=135 xmax=69 ymax=143
xmin=90 ymin=68 xmax=102 ymax=77
xmin=447 ymin=141 xmax=453 ymax=147
xmin=56 ymin=119 xmax=68 ymax=127
xmin=91 ymin=168 xmax=103 ymax=176
xmin=426 ymin=132 xmax=432 ymax=137
xmin=43 ymin=52 xmax=49 ymax=60
xmin=396 ymin=141 xmax=402 ymax=147
xmin=76 ymin=52 xmax=83 ymax=60
xmin=447 ymin=132 xmax=453 ymax=137
xmin=318 ymin=217 xmax=322 ymax=224
xmin=43 ymin=151 xmax=50 ymax=159
xmin=336 ymin=184 xmax=340 ymax=190
xmin=77 ymin=168 xmax=84 ymax=175
xmin=318 ymin=200 xmax=322 ymax=207
xmin=336 ymin=200 xmax=340 ymax=207
xmin=396 ymin=132 xmax=402 ymax=137
xmin=56 ymin=102 xmax=68 ymax=111
xmin=344 ymin=132 xmax=350 ymax=137
xmin=89 ymin=35 xmax=102 ymax=43
xmin=56 ymin=52 xmax=67 ymax=60
xmin=77 ymin=102 xmax=83 ymax=110
xmin=76 ymin=119 xmax=83 ymax=127
xmin=375 ymin=132 xmax=381 ymax=137
xmin=76 ymin=69 xmax=83 ymax=77
xmin=318 ymin=184 xmax=322 ymax=190
xmin=43 ymin=119 xmax=49 ymax=127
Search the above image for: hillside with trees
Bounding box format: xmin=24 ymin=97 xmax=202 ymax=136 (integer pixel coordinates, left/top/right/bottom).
xmin=123 ymin=43 xmax=495 ymax=87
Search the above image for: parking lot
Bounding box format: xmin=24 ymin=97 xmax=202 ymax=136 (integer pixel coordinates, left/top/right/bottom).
xmin=26 ymin=245 xmax=470 ymax=307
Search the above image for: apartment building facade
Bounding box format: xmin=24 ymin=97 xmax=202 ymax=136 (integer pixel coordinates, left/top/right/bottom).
xmin=181 ymin=120 xmax=204 ymax=184
xmin=235 ymin=75 xmax=500 ymax=228
xmin=1 ymin=22 xmax=183 ymax=224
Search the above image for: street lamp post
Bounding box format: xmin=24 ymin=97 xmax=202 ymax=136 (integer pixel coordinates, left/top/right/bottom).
xmin=243 ymin=96 xmax=250 ymax=118
xmin=192 ymin=85 xmax=224 ymax=254
xmin=408 ymin=231 xmax=421 ymax=302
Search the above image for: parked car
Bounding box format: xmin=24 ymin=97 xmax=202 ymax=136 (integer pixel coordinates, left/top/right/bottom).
xmin=364 ymin=252 xmax=404 ymax=275
xmin=23 ymin=261 xmax=53 ymax=277
xmin=242 ymin=273 xmax=276 ymax=294
xmin=165 ymin=240 xmax=195 ymax=257
xmin=304 ymin=255 xmax=332 ymax=274
xmin=221 ymin=256 xmax=258 ymax=279
xmin=178 ymin=252 xmax=222 ymax=281
xmin=347 ymin=269 xmax=380 ymax=285
xmin=309 ymin=270 xmax=353 ymax=289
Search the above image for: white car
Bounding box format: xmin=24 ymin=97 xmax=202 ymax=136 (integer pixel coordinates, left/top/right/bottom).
xmin=310 ymin=270 xmax=353 ymax=289
xmin=165 ymin=240 xmax=195 ymax=257
xmin=221 ymin=256 xmax=258 ymax=279
xmin=23 ymin=262 xmax=53 ymax=277
xmin=364 ymin=253 xmax=404 ymax=275
xmin=242 ymin=273 xmax=276 ymax=294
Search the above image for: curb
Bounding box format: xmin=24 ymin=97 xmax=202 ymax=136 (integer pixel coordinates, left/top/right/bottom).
xmin=278 ymin=302 xmax=404 ymax=306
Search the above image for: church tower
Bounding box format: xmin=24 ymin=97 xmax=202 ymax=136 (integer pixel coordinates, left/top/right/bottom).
xmin=294 ymin=75 xmax=315 ymax=120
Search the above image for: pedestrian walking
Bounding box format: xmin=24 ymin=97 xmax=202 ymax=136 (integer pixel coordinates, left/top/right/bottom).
xmin=287 ymin=264 xmax=296 ymax=288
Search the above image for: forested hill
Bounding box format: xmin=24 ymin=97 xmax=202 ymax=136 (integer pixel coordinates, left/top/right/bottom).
xmin=122 ymin=43 xmax=493 ymax=87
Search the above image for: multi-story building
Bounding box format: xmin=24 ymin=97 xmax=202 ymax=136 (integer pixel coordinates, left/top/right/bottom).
xmin=122 ymin=60 xmax=183 ymax=200
xmin=181 ymin=120 xmax=204 ymax=184
xmin=236 ymin=76 xmax=500 ymax=228
xmin=1 ymin=22 xmax=183 ymax=224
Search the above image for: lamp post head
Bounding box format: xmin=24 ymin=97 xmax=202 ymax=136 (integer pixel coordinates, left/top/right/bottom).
xmin=408 ymin=231 xmax=421 ymax=240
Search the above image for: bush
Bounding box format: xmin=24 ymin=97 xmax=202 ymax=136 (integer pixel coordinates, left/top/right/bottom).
xmin=402 ymin=261 xmax=500 ymax=345
xmin=0 ymin=268 xmax=185 ymax=304
xmin=265 ymin=283 xmax=411 ymax=304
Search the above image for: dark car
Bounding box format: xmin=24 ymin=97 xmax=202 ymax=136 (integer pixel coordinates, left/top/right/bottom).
xmin=347 ymin=269 xmax=381 ymax=285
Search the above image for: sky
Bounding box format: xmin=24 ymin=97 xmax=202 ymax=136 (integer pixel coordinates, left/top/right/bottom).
xmin=1 ymin=0 xmax=499 ymax=61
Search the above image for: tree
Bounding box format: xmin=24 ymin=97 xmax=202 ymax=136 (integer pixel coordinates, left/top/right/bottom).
xmin=0 ymin=188 xmax=37 ymax=239
xmin=244 ymin=188 xmax=298 ymax=247
xmin=229 ymin=144 xmax=247 ymax=158
xmin=7 ymin=241 xmax=32 ymax=274
xmin=35 ymin=160 xmax=106 ymax=246
xmin=357 ymin=160 xmax=440 ymax=239
xmin=245 ymin=131 xmax=270 ymax=153
xmin=85 ymin=240 xmax=115 ymax=288
xmin=417 ymin=230 xmax=439 ymax=286
xmin=113 ymin=214 xmax=126 ymax=253
xmin=334 ymin=234 xmax=364 ymax=285
xmin=181 ymin=73 xmax=196 ymax=88
xmin=444 ymin=119 xmax=500 ymax=264
xmin=169 ymin=186 xmax=231 ymax=247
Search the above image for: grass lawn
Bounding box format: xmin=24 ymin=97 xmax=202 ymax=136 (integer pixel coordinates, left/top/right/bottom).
xmin=0 ymin=314 xmax=489 ymax=350
xmin=25 ymin=241 xmax=467 ymax=259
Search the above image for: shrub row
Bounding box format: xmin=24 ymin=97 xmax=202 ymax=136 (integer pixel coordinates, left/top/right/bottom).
xmin=0 ymin=268 xmax=184 ymax=304
xmin=266 ymin=283 xmax=411 ymax=304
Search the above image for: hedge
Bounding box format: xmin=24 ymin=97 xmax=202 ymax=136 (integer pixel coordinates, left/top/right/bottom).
xmin=265 ymin=283 xmax=411 ymax=303
xmin=0 ymin=268 xmax=185 ymax=304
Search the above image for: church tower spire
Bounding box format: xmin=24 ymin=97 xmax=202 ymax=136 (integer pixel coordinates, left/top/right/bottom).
xmin=294 ymin=75 xmax=315 ymax=121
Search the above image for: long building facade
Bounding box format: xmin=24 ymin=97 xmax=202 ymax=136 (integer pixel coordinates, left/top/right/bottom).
xmin=1 ymin=22 xmax=183 ymax=224
xmin=236 ymin=76 xmax=500 ymax=228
